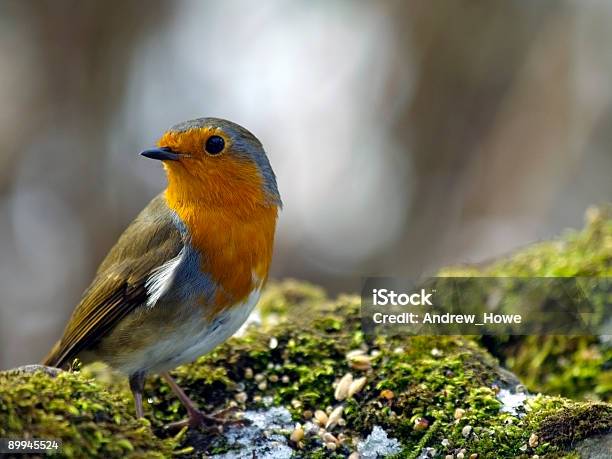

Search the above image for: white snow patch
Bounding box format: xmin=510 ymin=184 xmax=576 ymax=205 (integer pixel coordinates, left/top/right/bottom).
xmin=498 ymin=388 xmax=528 ymax=415
xmin=357 ymin=425 xmax=401 ymax=458
xmin=213 ymin=407 xmax=294 ymax=459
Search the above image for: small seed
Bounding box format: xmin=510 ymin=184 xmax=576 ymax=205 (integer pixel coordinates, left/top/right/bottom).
xmin=255 ymin=373 xmax=265 ymax=382
xmin=335 ymin=373 xmax=353 ymax=401
xmin=323 ymin=432 xmax=337 ymax=443
xmin=469 ymin=454 xmax=478 ymax=459
xmin=348 ymin=377 xmax=367 ymax=397
xmin=234 ymin=392 xmax=248 ymax=403
xmin=291 ymin=399 xmax=302 ymax=409
xmin=258 ymin=381 xmax=267 ymax=391
xmin=346 ymin=349 xmax=366 ymax=359
xmin=457 ymin=453 xmax=465 ymax=459
xmin=303 ymin=410 xmax=313 ymax=420
xmin=269 ymin=374 xmax=279 ymax=383
xmin=269 ymin=337 xmax=278 ymax=349
xmin=454 ymin=408 xmax=466 ymax=420
xmin=528 ymin=433 xmax=539 ymax=448
xmin=282 ymin=375 xmax=290 ymax=384
xmin=441 ymin=439 xmax=450 ymax=447
xmin=462 ymin=425 xmax=472 ymax=437
xmin=348 ymin=355 xmax=372 ymax=370
xmin=244 ymin=368 xmax=253 ymax=379
xmin=290 ymin=426 xmax=304 ymax=443
xmin=314 ymin=410 xmax=328 ymax=426
xmin=326 ymin=405 xmax=344 ymax=430
xmin=380 ymin=389 xmax=395 ymax=400
xmin=325 ymin=442 xmax=337 ymax=451
xmin=431 ymin=348 xmax=442 ymax=357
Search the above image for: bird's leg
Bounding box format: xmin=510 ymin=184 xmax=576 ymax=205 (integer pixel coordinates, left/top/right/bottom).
xmin=161 ymin=372 xmax=243 ymax=430
xmin=129 ymin=371 xmax=146 ymax=419
xmin=161 ymin=372 xmax=204 ymax=427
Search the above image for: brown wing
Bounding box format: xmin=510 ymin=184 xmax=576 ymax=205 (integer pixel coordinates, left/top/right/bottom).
xmin=43 ymin=193 xmax=183 ymax=368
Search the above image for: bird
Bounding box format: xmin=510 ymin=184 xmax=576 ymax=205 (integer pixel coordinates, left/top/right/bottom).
xmin=42 ymin=117 xmax=281 ymax=428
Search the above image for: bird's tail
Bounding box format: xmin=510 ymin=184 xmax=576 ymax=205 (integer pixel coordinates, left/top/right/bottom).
xmin=42 ymin=340 xmax=66 ymax=368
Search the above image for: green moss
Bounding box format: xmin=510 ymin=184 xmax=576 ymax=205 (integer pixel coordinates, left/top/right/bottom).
xmin=439 ymin=206 xmax=612 ymax=278
xmin=440 ymin=206 xmax=612 ymax=402
xmin=1 ymin=206 xmax=610 ymax=457
xmin=257 ymin=278 xmax=327 ymax=320
xmin=0 ymin=367 xmax=177 ymax=458
xmin=1 ymin=283 xmax=611 ymax=457
xmin=142 ymin=283 xmax=609 ymax=457
xmin=528 ymin=397 xmax=612 ymax=447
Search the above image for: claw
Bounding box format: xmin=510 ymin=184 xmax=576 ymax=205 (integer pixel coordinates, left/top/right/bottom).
xmin=160 ymin=372 xmax=248 ymax=432
xmin=164 ymin=407 xmax=248 ymax=432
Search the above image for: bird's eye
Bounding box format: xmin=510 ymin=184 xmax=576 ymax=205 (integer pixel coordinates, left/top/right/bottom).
xmin=205 ymin=135 xmax=225 ymax=155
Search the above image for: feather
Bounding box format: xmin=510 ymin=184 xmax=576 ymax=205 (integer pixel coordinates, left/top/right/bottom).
xmin=43 ymin=194 xmax=183 ymax=368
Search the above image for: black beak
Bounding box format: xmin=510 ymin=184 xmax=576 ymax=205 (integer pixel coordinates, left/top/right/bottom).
xmin=140 ymin=147 xmax=180 ymax=161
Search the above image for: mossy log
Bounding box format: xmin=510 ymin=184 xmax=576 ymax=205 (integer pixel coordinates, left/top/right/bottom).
xmin=0 ymin=207 xmax=610 ymax=458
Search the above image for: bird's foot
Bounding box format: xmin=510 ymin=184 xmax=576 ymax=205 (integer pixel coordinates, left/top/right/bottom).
xmin=164 ymin=406 xmax=247 ymax=432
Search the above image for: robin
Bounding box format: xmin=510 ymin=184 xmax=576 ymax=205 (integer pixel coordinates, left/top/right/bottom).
xmin=43 ymin=117 xmax=281 ymax=428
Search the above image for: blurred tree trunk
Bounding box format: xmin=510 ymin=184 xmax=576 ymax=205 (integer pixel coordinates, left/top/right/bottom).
xmin=384 ymin=1 xmax=572 ymax=273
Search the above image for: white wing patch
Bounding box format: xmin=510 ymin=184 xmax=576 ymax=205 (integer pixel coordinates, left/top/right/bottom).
xmin=145 ymin=248 xmax=184 ymax=307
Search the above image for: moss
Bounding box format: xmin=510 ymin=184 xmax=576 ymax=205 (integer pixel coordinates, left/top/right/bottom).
xmin=1 ymin=207 xmax=610 ymax=457
xmin=530 ymin=398 xmax=612 ymax=447
xmin=257 ymin=278 xmax=328 ymax=320
xmin=1 ymin=283 xmax=611 ymax=457
xmin=0 ymin=367 xmax=177 ymax=458
xmin=439 ymin=205 xmax=611 ymax=278
xmin=142 ymin=283 xmax=609 ymax=457
xmin=440 ymin=205 xmax=612 ymax=402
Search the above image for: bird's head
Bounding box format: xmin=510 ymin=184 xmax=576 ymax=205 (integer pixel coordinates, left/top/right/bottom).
xmin=142 ymin=118 xmax=281 ymax=211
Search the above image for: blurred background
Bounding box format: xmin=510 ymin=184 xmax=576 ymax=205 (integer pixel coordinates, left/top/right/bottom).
xmin=0 ymin=0 xmax=610 ymax=369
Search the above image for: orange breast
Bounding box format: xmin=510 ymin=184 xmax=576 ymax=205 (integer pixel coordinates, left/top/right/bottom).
xmin=163 ymin=158 xmax=279 ymax=319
